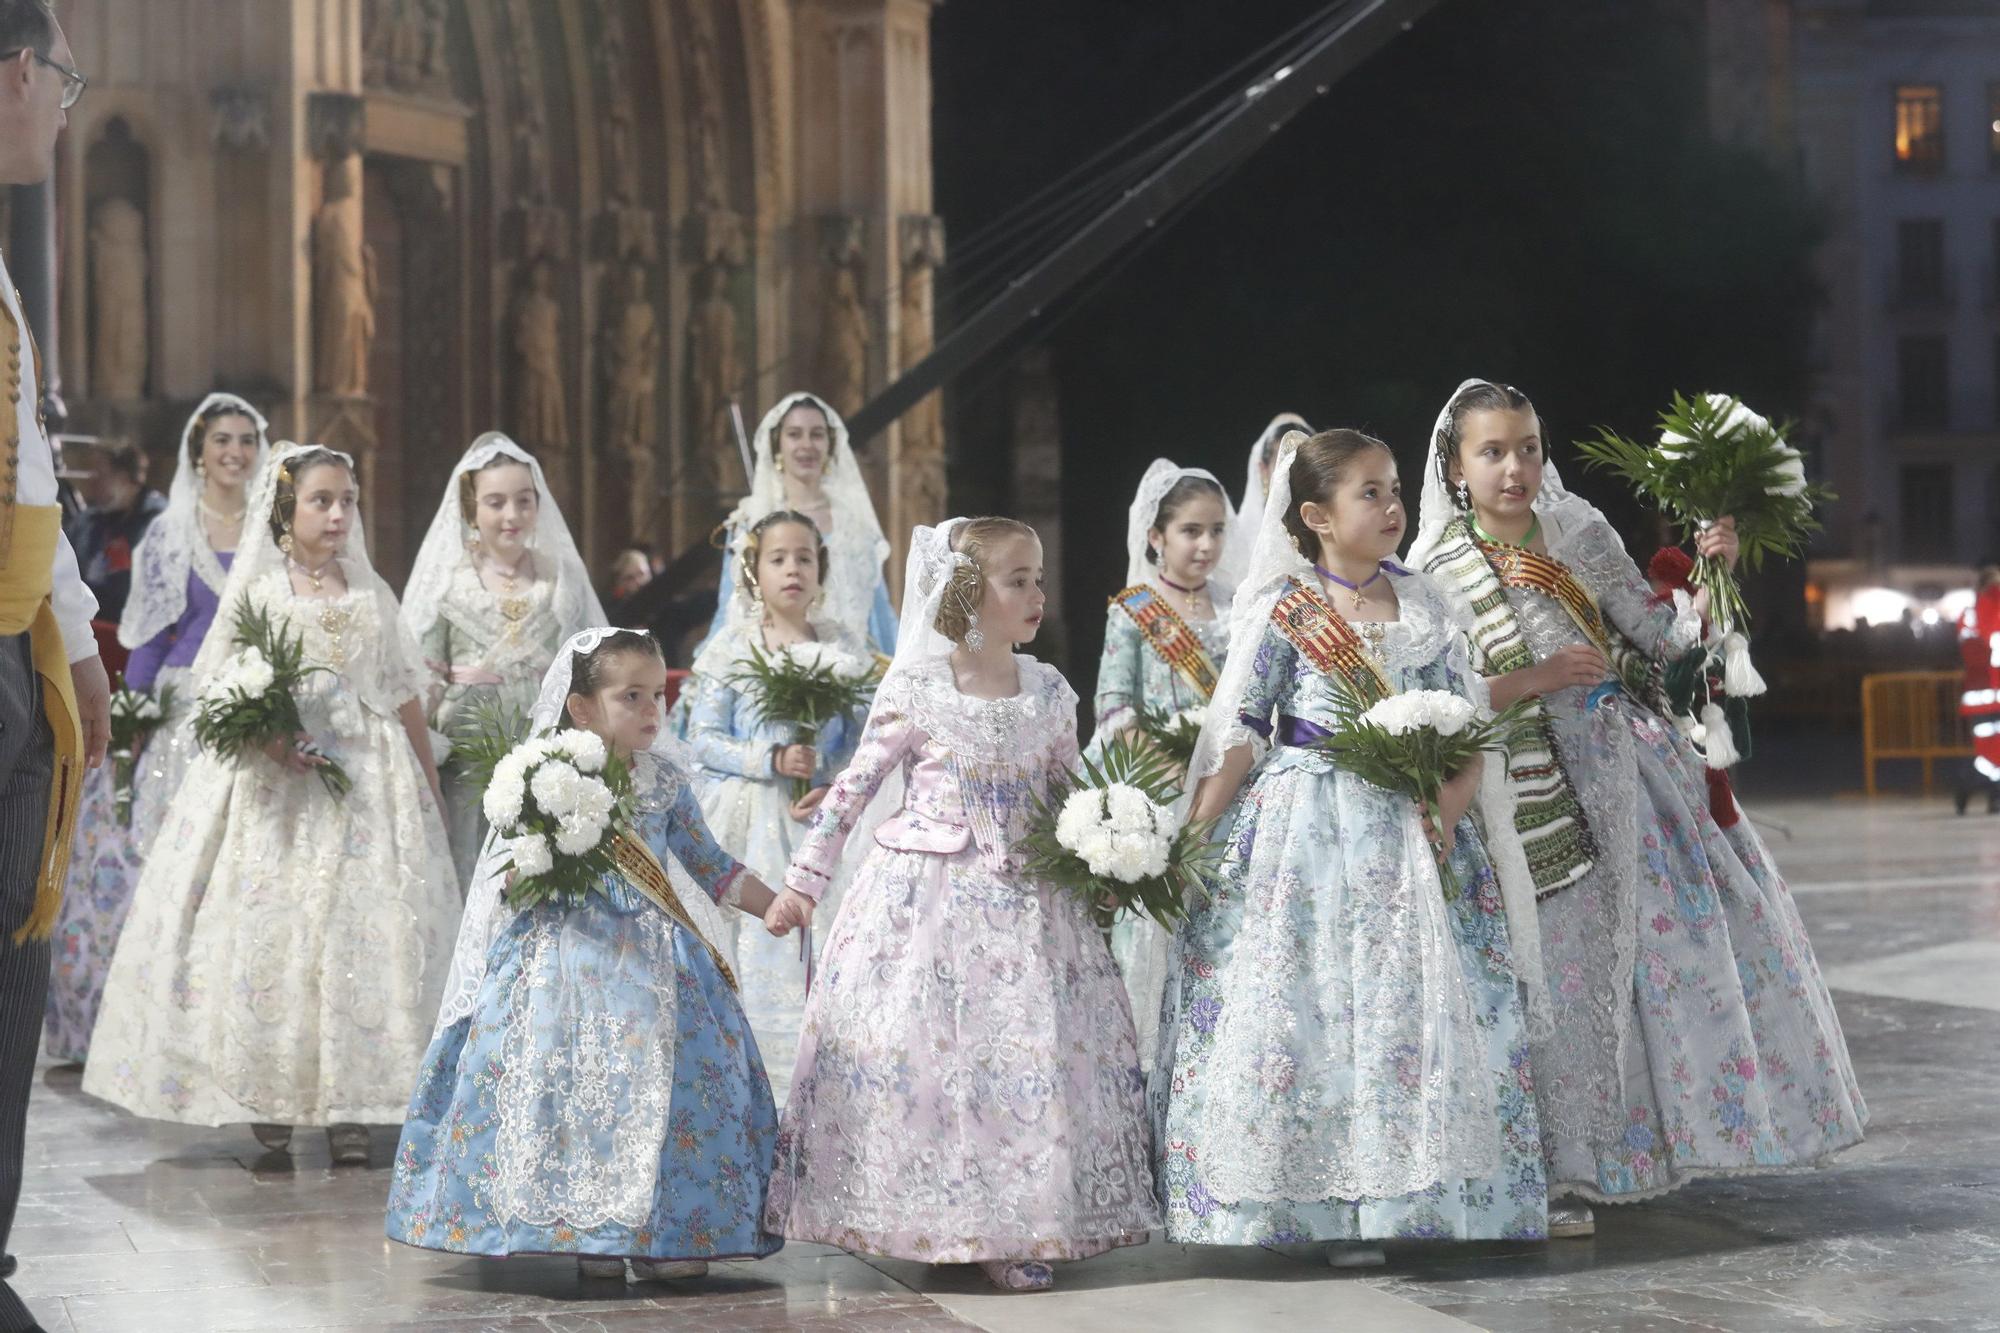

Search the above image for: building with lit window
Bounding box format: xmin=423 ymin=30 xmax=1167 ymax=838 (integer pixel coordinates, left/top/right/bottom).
xmin=1711 ymin=0 xmax=2000 ymax=630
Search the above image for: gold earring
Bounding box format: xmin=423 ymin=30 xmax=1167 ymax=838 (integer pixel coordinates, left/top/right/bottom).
xmin=279 ymin=530 xmax=294 ymax=555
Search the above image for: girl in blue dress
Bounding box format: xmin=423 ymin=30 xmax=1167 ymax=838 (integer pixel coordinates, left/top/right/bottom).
xmin=1154 ymin=429 xmax=1550 ymax=1266
xmin=387 ymin=628 xmax=792 ymax=1282
xmin=685 ymin=510 xmax=864 ymax=1064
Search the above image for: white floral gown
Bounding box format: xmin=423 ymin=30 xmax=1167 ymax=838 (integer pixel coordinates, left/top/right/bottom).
xmin=763 ymin=657 xmax=1162 ymax=1262
xmin=83 ymin=568 xmax=461 ymax=1127
xmin=420 ymin=561 xmax=570 ymax=887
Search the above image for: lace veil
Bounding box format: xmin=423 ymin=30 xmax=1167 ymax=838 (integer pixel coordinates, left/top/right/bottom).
xmin=1406 ymin=378 xmax=1610 ymax=572
xmin=189 ymin=441 xmax=428 ymax=722
xmin=119 ymin=393 xmax=271 ymax=651
xmin=399 ymin=432 xmax=605 ymax=647
xmin=1227 ymin=412 xmax=1310 ymax=578
xmin=1123 ymin=457 xmax=1244 ymax=601
xmin=721 ymin=393 xmax=891 ymax=642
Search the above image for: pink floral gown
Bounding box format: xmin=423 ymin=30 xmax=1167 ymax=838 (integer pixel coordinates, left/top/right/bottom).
xmin=763 ymin=655 xmax=1161 ymax=1263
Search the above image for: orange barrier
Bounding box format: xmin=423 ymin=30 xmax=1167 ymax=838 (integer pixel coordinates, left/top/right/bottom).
xmin=1860 ymin=670 xmax=1972 ymax=796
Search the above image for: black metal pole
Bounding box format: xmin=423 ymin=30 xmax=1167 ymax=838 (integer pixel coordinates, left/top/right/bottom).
xmin=843 ymin=0 xmax=1444 ymax=446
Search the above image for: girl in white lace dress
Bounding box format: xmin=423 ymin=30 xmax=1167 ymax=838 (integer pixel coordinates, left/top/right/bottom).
xmin=1155 ymin=431 xmax=1547 ymax=1264
xmin=760 ymin=517 xmax=1161 ymax=1292
xmin=685 ymin=511 xmax=863 ymax=1062
xmin=401 ymin=435 xmax=604 ymax=888
xmin=84 ymin=445 xmax=460 ymax=1165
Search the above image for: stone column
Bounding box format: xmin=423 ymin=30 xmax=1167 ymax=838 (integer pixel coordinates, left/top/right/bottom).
xmin=8 ymin=181 xmax=65 ymax=429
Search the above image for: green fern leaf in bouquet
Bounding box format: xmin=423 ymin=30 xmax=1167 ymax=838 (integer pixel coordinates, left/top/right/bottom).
xmin=1015 ymin=734 xmax=1223 ymax=932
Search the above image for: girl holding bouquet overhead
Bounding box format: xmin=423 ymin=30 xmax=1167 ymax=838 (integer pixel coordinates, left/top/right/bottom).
xmin=1091 ymin=459 xmax=1239 ymax=1065
xmin=1154 ymin=429 xmax=1548 ymax=1264
xmin=686 ymin=509 xmax=866 ymax=1057
xmin=84 ymin=444 xmax=459 ymax=1165
xmin=44 ymin=394 xmax=270 ymax=1063
xmin=1407 ymin=379 xmax=1865 ymax=1224
xmin=761 ymin=517 xmax=1160 ymax=1292
xmin=389 ymin=628 xmax=790 ymax=1282
xmin=401 ymin=433 xmax=605 ymax=887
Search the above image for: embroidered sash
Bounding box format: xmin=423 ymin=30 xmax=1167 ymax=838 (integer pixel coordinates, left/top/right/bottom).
xmin=1425 ymin=517 xmax=1596 ymax=898
xmin=1268 ymin=579 xmax=1393 ymax=707
xmin=609 ymin=833 xmax=738 ymax=992
xmin=1112 ymin=583 xmax=1219 ymax=699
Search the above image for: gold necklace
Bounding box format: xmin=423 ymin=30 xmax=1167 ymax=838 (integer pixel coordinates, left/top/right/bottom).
xmin=485 ymin=551 xmax=534 ymax=625
xmin=290 ymin=555 xmax=337 ymax=595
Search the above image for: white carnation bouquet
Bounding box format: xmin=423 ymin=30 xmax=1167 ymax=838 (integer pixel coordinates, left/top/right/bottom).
xmin=1016 ymin=736 xmax=1221 ymax=931
xmin=482 ymin=728 xmax=635 ymax=908
xmin=1309 ymin=686 xmax=1538 ymax=899
xmin=107 ymin=678 xmax=173 ymax=825
xmin=726 ymin=639 xmax=881 ymax=798
xmin=192 ymin=601 xmax=352 ymax=797
xmin=1574 ymin=391 xmax=1832 ymax=634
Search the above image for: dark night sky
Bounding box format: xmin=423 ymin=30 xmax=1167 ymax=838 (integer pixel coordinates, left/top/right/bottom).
xmin=929 ymin=0 xmax=1822 ymax=678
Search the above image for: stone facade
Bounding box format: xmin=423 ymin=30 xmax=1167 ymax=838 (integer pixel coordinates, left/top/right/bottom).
xmin=44 ymin=0 xmax=943 ymax=584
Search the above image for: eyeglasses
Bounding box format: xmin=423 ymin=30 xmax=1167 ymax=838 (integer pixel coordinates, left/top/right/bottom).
xmin=0 ymin=48 xmax=87 ymax=110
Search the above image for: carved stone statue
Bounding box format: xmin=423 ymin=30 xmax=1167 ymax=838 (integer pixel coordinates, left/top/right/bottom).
xmin=601 ymin=262 xmax=661 ymax=535
xmin=363 ymin=0 xmax=450 ymax=96
xmin=816 ymin=260 xmax=870 ymax=419
xmin=312 ymin=154 xmax=376 ymax=398
xmin=897 ymin=216 xmax=946 ymax=520
xmin=685 ymin=5 xmax=728 ymax=211
xmin=511 ymin=259 xmax=569 ymax=456
xmin=686 ymin=262 xmax=743 ymax=493
xmin=89 ymin=197 xmax=148 ymax=400
xmin=593 ymin=0 xmax=640 ymax=207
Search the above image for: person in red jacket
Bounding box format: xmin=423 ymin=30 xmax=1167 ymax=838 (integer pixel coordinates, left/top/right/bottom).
xmin=1955 ymin=566 xmax=2000 ymax=815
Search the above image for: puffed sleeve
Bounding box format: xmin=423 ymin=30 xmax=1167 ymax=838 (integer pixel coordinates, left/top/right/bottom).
xmin=686 ymin=673 xmax=776 ymax=779
xmin=1233 ymin=619 xmax=1298 ymax=742
xmin=1092 ymin=601 xmax=1145 ymax=739
xmin=1562 ymin=515 xmax=1687 ymax=660
xmin=784 ymin=671 xmax=920 ymax=901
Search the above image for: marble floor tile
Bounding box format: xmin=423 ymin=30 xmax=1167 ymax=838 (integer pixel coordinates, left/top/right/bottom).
xmin=8 ymin=795 xmax=2000 ymax=1332
xmin=1822 ymin=938 xmax=2000 ymax=1013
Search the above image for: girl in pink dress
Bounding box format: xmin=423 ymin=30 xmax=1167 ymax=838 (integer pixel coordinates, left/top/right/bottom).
xmin=759 ymin=516 xmax=1161 ymax=1292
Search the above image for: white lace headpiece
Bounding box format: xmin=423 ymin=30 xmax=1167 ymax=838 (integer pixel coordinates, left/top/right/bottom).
xmin=399 ymin=433 xmax=605 ymax=646
xmin=1228 ymin=412 xmax=1310 ymax=578
xmin=723 ymin=393 xmax=891 ymax=641
xmin=1186 ymin=430 xmax=1315 ymax=784
xmin=435 ymin=626 xmax=723 ymax=1035
xmin=118 ymin=393 xmax=271 ymax=651
xmin=883 ymin=517 xmax=973 ymax=687
xmin=1123 ymin=457 xmax=1243 ymax=601
xmin=1405 ymin=378 xmax=1610 ymax=571
xmin=188 ymin=442 xmax=426 ymax=722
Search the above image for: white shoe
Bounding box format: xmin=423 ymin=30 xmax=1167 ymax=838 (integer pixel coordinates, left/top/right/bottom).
xmin=576 ymin=1257 xmax=626 ymax=1280
xmin=1326 ymin=1241 xmax=1386 ymax=1268
xmin=630 ymin=1258 xmax=708 ymax=1281
xmin=1548 ymin=1199 xmax=1596 ymax=1239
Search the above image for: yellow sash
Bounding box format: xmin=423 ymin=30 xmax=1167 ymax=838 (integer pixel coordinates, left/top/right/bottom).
xmin=0 ymin=505 xmax=84 ymax=942
xmin=2 ymin=285 xmax=82 ymax=941
xmin=608 ymin=833 xmax=738 ymax=991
